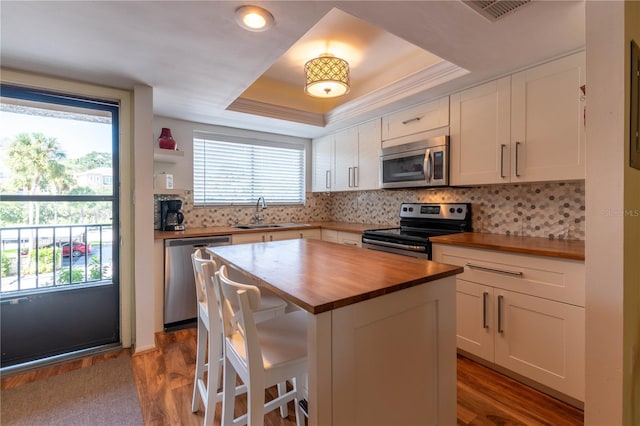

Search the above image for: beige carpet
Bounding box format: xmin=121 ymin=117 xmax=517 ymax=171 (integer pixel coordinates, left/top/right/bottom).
xmin=1 ymin=354 xmax=143 ymax=426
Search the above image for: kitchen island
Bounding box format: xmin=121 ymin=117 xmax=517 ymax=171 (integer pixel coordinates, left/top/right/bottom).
xmin=207 ymin=238 xmax=463 ymax=426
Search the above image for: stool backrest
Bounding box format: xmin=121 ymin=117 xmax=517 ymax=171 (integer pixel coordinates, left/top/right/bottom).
xmin=217 ymin=264 xmax=263 ymax=366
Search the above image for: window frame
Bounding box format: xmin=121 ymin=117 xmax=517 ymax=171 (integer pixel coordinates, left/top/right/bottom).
xmin=192 ymin=132 xmax=307 ymax=207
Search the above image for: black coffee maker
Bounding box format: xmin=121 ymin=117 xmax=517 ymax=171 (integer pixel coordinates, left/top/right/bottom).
xmin=160 ymin=200 xmax=185 ymax=231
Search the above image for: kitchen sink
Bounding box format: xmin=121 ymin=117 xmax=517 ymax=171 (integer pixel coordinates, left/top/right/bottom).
xmin=234 ymin=223 xmax=310 ymax=230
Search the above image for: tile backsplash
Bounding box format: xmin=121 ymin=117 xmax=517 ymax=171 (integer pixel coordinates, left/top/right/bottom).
xmin=155 ymin=181 xmax=585 ymax=240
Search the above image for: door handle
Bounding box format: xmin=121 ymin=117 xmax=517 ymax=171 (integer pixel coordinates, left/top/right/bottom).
xmin=497 ymin=295 xmax=504 ymax=334
xmin=482 ymin=292 xmax=489 ymax=329
xmin=325 ymin=170 xmax=331 ymax=189
xmin=353 ymin=166 xmax=358 ymax=187
xmin=515 ymin=141 xmax=522 ymax=177
xmin=500 ymin=144 xmax=506 ymax=178
xmin=348 ymin=167 xmax=353 ymax=187
xmin=465 ymin=263 xmax=524 ymax=277
xmin=401 ymin=117 xmax=421 ymax=125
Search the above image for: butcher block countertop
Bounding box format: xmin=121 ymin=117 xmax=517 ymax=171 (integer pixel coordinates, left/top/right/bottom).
xmin=430 ymin=232 xmax=585 ymax=261
xmin=208 ymin=238 xmax=462 ymax=314
xmin=154 ymin=221 xmax=391 ymax=240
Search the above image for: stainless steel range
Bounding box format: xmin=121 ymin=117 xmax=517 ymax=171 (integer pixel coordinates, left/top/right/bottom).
xmin=362 ymin=203 xmax=472 ymax=259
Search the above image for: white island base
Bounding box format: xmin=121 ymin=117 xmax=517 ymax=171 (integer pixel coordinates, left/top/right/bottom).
xmin=307 ymin=276 xmax=456 ymax=426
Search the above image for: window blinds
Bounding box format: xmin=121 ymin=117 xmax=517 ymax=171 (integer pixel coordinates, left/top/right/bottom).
xmin=193 ymin=135 xmax=305 ymax=206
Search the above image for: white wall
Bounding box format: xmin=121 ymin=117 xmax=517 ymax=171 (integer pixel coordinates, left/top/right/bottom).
xmin=152 ymin=116 xmax=312 ymax=193
xmin=585 ymin=2 xmax=640 ymax=424
xmin=133 ymin=85 xmax=156 ymax=353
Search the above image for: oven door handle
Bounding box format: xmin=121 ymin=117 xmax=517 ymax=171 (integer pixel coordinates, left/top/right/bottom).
xmin=424 ymin=149 xmax=432 ymax=183
xmin=362 ymin=238 xmax=427 ymax=252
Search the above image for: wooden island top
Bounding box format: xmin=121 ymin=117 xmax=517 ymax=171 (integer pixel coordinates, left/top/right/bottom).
xmin=208 ymin=238 xmax=463 ymax=314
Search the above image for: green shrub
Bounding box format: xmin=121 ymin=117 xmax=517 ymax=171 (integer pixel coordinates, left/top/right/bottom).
xmin=25 ymin=247 xmax=61 ymax=275
xmin=57 ymin=268 xmax=85 ymax=284
xmin=88 ymin=256 xmax=109 ymax=281
xmin=1 ymin=252 xmax=9 ymax=277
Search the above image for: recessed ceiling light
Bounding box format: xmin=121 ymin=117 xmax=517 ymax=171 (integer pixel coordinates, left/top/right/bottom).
xmin=235 ymin=5 xmax=274 ymax=32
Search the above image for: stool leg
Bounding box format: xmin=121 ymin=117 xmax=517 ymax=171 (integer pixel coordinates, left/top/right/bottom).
xmin=247 ymin=373 xmax=266 ymax=426
xmin=294 ymin=375 xmax=306 ymax=426
xmin=192 ymin=316 xmax=207 ymax=412
xmin=204 ymin=330 xmax=220 ymax=426
xmin=221 ymin=357 xmax=237 ymax=426
xmin=277 ymin=381 xmax=288 ymax=417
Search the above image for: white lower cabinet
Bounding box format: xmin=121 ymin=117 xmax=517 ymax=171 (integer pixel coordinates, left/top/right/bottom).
xmin=433 ymin=243 xmax=585 ymax=402
xmin=232 ymin=228 xmax=321 ymax=244
xmin=321 ymin=229 xmax=362 ymax=247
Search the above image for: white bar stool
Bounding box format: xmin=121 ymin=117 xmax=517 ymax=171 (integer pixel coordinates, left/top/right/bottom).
xmin=217 ymin=264 xmax=308 ymax=426
xmin=190 ymin=250 xmax=288 ymax=425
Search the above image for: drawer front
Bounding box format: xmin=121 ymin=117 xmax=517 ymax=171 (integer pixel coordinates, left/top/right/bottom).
xmin=433 ymin=244 xmax=584 ymax=306
xmin=337 ymin=231 xmax=362 ymax=247
xmin=382 ymin=97 xmax=449 ymax=141
xmin=321 ymin=229 xmax=338 ymax=243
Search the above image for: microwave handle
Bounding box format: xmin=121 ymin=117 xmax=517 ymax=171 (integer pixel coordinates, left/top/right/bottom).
xmin=424 ymin=149 xmax=432 ymax=183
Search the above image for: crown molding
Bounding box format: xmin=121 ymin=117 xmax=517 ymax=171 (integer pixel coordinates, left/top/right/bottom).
xmin=226 ymin=61 xmax=468 ymax=131
xmin=226 ymin=98 xmax=325 ymax=127
xmin=325 ymin=61 xmax=469 ymax=125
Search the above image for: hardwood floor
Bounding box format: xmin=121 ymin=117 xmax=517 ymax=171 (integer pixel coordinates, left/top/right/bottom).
xmin=2 ymin=328 xmax=584 ymax=425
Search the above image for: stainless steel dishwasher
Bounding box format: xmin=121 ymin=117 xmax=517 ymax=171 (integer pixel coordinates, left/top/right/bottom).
xmin=164 ymin=235 xmax=231 ymax=327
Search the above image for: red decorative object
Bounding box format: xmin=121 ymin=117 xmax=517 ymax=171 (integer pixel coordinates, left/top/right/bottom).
xmin=158 ymin=127 xmax=177 ymax=150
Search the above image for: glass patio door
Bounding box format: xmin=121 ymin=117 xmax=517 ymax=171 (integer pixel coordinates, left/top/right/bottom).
xmin=0 ymin=84 xmax=120 ymax=368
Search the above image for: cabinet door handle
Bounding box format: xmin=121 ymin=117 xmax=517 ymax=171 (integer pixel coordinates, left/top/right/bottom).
xmin=401 ymin=117 xmax=421 ymax=125
xmin=500 ymin=144 xmax=506 ymax=178
xmin=325 ymin=170 xmax=331 ymax=189
xmin=465 ymin=263 xmax=524 ymax=277
xmin=343 ymin=241 xmax=358 ymax=246
xmin=515 ymin=141 xmax=522 ymax=177
xmin=497 ymin=295 xmax=504 ymax=334
xmin=482 ymin=292 xmax=489 ymax=329
xmin=348 ymin=167 xmax=353 ymax=187
xmin=353 ymin=166 xmax=358 ymax=187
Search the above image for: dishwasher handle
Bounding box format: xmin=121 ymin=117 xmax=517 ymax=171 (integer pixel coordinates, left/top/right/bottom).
xmin=164 ymin=235 xmax=232 ymax=248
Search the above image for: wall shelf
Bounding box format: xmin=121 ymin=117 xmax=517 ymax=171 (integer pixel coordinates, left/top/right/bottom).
xmin=154 ymin=188 xmax=185 ymax=195
xmin=154 ymin=148 xmax=184 ymax=163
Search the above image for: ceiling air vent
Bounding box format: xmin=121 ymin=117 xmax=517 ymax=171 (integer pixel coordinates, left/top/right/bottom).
xmin=463 ymin=0 xmax=532 ymax=22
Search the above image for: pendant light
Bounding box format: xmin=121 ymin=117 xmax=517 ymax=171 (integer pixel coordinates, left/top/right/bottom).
xmin=304 ymin=53 xmax=350 ymax=98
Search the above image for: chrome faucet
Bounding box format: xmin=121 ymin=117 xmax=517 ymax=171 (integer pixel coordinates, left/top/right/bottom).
xmin=253 ymin=196 xmax=267 ymax=224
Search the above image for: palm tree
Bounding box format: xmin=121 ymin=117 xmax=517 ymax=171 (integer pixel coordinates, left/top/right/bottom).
xmin=7 ymin=133 xmax=72 ymax=250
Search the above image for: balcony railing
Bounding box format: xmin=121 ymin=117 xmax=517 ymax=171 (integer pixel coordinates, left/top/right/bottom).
xmin=0 ymin=224 xmax=113 ymax=294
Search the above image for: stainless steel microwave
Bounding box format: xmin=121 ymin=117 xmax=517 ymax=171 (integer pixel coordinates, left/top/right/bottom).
xmin=380 ymin=135 xmax=449 ymax=189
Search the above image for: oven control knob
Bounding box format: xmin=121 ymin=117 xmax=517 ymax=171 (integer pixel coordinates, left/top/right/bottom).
xmin=457 ymin=208 xmax=464 ymax=214
xmin=408 ymin=207 xmax=413 ymax=212
xmin=449 ymin=208 xmax=455 ymax=213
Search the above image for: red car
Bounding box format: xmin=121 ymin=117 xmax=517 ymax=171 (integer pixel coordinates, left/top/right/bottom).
xmin=61 ymin=242 xmax=91 ymax=257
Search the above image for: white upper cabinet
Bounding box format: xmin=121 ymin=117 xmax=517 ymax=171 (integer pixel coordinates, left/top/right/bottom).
xmin=312 ymin=134 xmax=334 ymax=192
xmin=381 ymin=97 xmax=449 ymax=144
xmin=450 ymin=77 xmax=511 ymax=185
xmin=355 ymin=119 xmax=382 ymax=191
xmin=450 ymin=52 xmax=586 ymax=185
xmin=334 ymin=127 xmax=359 ymax=191
xmin=312 ymin=119 xmax=381 ymax=193
xmin=510 ymin=52 xmax=586 ymax=182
